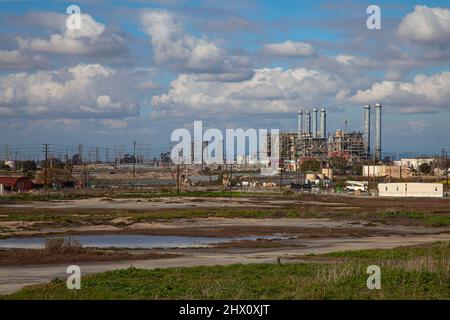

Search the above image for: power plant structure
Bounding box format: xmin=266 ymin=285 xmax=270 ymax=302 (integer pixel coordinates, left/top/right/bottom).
xmin=279 ymin=104 xmax=383 ymax=165
xmin=296 ymin=107 xmax=328 ymax=159
xmin=375 ymin=103 xmax=382 ymax=161
xmin=363 ymin=105 xmax=371 ymax=160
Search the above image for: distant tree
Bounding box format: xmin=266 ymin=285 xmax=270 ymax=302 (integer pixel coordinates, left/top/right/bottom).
xmin=21 ymin=160 xmax=37 ymax=172
xmin=40 ymin=157 xmax=64 ymax=169
xmin=36 ymin=167 xmax=73 ymax=184
xmin=445 ymin=158 xmax=450 ymax=169
xmin=418 ymin=163 xmax=432 ymax=175
xmin=72 ymin=154 xmax=83 ymax=165
xmin=121 ymin=154 xmax=136 ymax=164
xmin=351 ymin=164 xmax=363 ymax=176
xmin=160 ymin=152 xmax=171 ymax=164
xmin=300 ymin=159 xmax=321 ymax=173
xmin=328 ymin=156 xmax=348 ymax=175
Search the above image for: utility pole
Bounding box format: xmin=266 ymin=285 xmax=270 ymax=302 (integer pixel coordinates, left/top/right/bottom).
xmin=133 ymin=141 xmax=137 ymax=180
xmin=446 ymin=149 xmax=449 ymax=190
xmin=279 ymin=160 xmax=283 ymax=190
xmin=177 ymin=164 xmax=180 ymax=194
xmin=201 ymin=141 xmax=204 ymax=172
xmin=83 ymin=161 xmax=88 ymax=188
xmin=372 ymin=157 xmax=376 ymax=192
xmin=229 ymin=164 xmax=233 ymax=200
xmin=42 ymin=144 xmax=49 ymax=195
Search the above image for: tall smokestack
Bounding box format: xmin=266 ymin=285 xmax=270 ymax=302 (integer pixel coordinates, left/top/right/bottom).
xmin=305 ymin=110 xmax=311 ymax=135
xmin=320 ymin=108 xmax=326 ymax=139
xmin=363 ymin=104 xmax=371 ymax=160
xmin=375 ymin=103 xmax=382 ymax=161
xmin=312 ymin=108 xmax=318 ymax=138
xmin=297 ymin=110 xmax=303 ymax=135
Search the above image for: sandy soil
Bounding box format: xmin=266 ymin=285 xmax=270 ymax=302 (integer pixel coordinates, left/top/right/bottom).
xmin=1 ymin=216 xmax=446 ymax=239
xmin=3 ymin=197 xmax=281 ymax=210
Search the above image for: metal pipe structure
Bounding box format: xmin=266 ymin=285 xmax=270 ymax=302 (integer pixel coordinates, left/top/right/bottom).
xmin=363 ymin=104 xmax=371 ymax=160
xmin=297 ymin=110 xmax=303 ymax=135
xmin=320 ymin=108 xmax=326 ymax=139
xmin=305 ymin=110 xmax=311 ymax=136
xmin=312 ymin=108 xmax=318 ymax=138
xmin=375 ymin=103 xmax=382 ymax=161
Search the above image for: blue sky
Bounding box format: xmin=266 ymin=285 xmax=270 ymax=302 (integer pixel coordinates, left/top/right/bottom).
xmin=0 ymin=0 xmax=449 ymax=155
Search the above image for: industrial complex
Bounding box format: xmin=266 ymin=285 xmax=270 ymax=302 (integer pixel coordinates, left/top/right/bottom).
xmin=278 ymin=104 xmax=382 ymax=164
xmin=0 ymin=102 xmax=448 ymax=198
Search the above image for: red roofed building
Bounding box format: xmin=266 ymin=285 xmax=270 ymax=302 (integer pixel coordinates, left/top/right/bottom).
xmin=0 ymin=176 xmax=34 ymax=192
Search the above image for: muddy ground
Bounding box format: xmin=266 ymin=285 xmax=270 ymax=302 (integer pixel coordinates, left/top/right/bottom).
xmin=0 ymin=194 xmax=449 ymax=294
xmin=0 ymin=248 xmax=180 ymax=266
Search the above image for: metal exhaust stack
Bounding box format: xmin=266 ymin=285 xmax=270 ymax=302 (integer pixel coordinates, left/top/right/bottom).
xmin=312 ymin=108 xmax=318 ymax=138
xmin=375 ymin=103 xmax=382 ymax=161
xmin=320 ymin=108 xmax=326 ymax=139
xmin=297 ymin=110 xmax=303 ymax=136
xmin=364 ymin=104 xmax=371 ymax=160
xmin=305 ymin=110 xmax=311 ymax=136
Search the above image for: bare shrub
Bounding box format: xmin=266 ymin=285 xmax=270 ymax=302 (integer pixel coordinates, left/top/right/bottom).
xmin=45 ymin=238 xmax=82 ymax=254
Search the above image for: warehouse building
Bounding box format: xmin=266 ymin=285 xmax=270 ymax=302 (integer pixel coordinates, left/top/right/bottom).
xmin=363 ymin=165 xmax=410 ymax=178
xmin=0 ymin=176 xmax=34 ymax=193
xmin=378 ymin=183 xmax=443 ymax=198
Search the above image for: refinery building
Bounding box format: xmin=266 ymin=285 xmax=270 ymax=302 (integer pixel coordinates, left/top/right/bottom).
xmin=279 ymin=104 xmax=383 ymax=164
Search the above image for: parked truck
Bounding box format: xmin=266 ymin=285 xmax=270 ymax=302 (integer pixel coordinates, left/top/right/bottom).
xmin=345 ymin=181 xmax=368 ymax=192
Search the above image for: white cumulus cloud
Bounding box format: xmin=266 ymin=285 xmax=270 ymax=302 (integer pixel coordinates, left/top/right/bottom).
xmin=262 ymin=41 xmax=315 ymax=57
xmin=17 ymin=14 xmax=126 ymax=57
xmin=347 ymin=71 xmax=450 ymax=113
xmin=140 ymin=10 xmax=250 ymax=74
xmin=0 ymin=64 xmax=154 ymax=119
xmin=398 ymin=6 xmax=450 ymax=45
xmin=151 ymin=67 xmax=342 ymax=119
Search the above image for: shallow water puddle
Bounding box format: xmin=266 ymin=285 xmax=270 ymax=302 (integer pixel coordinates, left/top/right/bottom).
xmin=0 ymin=234 xmax=283 ymax=249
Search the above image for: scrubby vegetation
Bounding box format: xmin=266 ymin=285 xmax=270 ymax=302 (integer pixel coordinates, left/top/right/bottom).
xmin=3 ymin=242 xmax=448 ymax=300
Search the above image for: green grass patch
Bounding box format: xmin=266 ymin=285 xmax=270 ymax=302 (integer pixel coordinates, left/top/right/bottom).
xmin=3 ymin=242 xmax=448 ymax=300
xmin=0 ymin=193 xmax=89 ymax=203
xmin=0 ymin=190 xmax=283 ymax=204
xmin=378 ymin=211 xmax=450 ymax=226
xmin=127 ymin=207 xmax=345 ymax=222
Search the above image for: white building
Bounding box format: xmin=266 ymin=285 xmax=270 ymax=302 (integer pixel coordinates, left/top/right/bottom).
xmin=378 ymin=183 xmax=443 ymax=198
xmin=393 ymin=158 xmax=433 ymax=170
xmin=4 ymin=160 xmax=15 ymax=169
xmin=363 ymin=165 xmax=409 ymax=178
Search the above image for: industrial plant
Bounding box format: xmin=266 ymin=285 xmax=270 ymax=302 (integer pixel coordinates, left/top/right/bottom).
xmin=278 ymin=103 xmax=383 ymax=165
xmin=0 ymin=103 xmax=449 ymax=199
